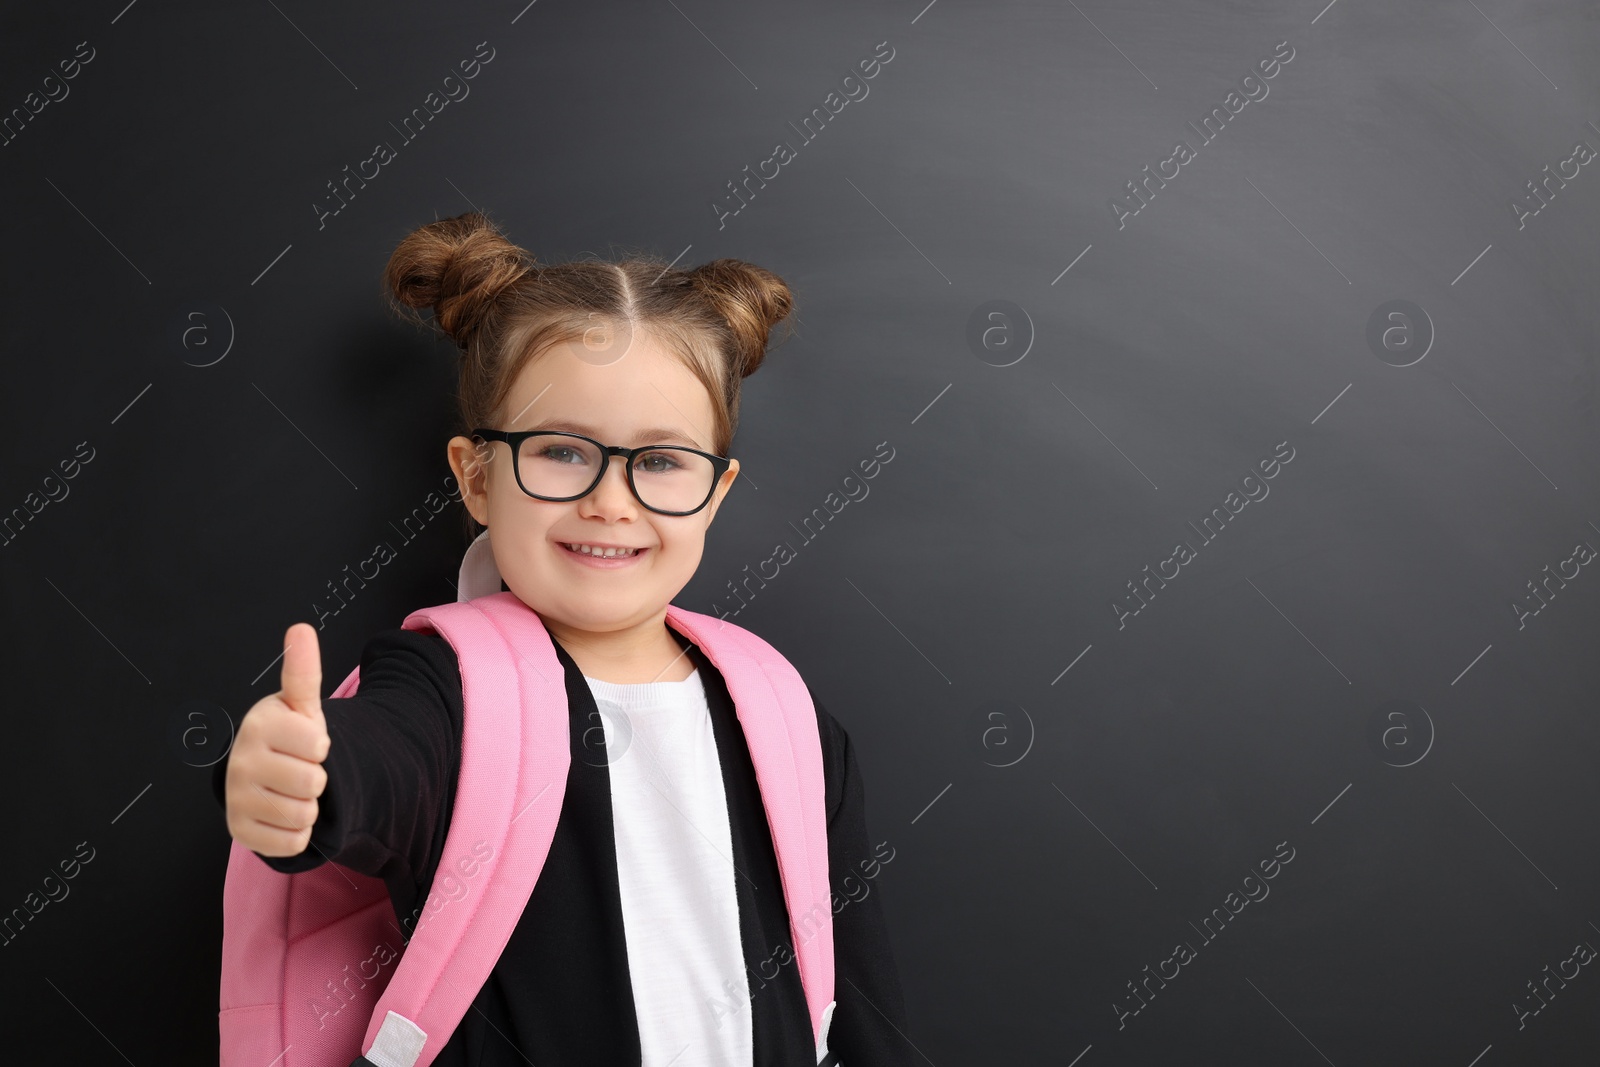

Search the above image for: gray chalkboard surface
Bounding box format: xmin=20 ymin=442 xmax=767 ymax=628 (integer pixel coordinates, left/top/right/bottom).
xmin=2 ymin=0 xmax=1597 ymax=1062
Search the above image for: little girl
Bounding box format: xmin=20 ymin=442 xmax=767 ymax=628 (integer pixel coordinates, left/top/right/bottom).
xmin=214 ymin=212 xmax=912 ymax=1066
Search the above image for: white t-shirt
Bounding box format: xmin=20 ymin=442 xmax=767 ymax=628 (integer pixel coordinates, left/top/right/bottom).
xmin=583 ymin=667 xmax=753 ymax=1067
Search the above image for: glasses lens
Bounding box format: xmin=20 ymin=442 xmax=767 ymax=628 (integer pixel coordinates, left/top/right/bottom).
xmin=630 ymin=447 xmax=717 ymax=513
xmin=517 ymin=434 xmax=605 ymax=498
xmin=516 ymin=435 xmax=715 ymax=513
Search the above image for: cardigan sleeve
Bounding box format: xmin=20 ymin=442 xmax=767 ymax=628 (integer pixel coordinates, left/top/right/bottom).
xmin=211 ymin=627 xmax=463 ymax=925
xmin=812 ymin=699 xmax=918 ymax=1066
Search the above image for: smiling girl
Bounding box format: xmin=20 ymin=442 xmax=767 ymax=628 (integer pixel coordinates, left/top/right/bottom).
xmin=215 ymin=212 xmax=912 ymax=1066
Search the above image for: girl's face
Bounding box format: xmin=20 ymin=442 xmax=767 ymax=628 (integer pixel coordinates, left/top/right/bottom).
xmin=446 ymin=326 xmax=740 ymax=637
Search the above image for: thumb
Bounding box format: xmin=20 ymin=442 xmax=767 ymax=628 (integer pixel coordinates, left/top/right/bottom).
xmin=278 ymin=622 xmax=324 ymax=717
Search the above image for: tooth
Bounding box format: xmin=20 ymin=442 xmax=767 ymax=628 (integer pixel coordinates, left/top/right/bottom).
xmin=565 ymin=543 xmax=637 ymax=556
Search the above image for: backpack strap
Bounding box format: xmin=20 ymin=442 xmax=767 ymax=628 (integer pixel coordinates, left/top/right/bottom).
xmin=350 ymin=592 xmax=571 ymax=1067
xmin=663 ymin=604 xmax=838 ymax=1060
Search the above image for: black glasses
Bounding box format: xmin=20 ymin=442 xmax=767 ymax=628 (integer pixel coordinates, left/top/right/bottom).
xmin=471 ymin=428 xmax=732 ymax=516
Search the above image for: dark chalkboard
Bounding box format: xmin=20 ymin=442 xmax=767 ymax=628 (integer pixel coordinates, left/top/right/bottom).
xmin=2 ymin=0 xmax=1597 ymax=1062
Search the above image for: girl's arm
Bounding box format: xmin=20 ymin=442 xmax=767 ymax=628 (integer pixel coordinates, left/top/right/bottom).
xmin=813 ymin=701 xmax=919 ymax=1066
xmin=212 ymin=628 xmax=463 ymax=909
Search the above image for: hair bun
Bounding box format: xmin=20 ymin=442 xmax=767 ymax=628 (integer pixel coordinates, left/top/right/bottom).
xmin=383 ymin=211 xmax=532 ymax=349
xmin=688 ymin=258 xmax=794 ymax=378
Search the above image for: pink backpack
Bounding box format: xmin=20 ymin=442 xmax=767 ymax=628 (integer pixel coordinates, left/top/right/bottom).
xmin=219 ymin=590 xmax=837 ymax=1066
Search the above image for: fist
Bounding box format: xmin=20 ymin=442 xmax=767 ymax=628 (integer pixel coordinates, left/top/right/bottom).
xmin=224 ymin=622 xmax=331 ymax=857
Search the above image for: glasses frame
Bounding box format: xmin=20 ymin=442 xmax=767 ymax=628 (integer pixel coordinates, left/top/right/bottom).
xmin=470 ymin=428 xmax=733 ymax=517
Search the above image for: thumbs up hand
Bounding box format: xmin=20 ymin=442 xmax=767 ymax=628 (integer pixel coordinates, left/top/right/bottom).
xmin=224 ymin=623 xmax=333 ymax=858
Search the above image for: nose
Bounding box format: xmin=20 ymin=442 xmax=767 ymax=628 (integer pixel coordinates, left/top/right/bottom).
xmin=580 ymin=454 xmax=640 ymax=516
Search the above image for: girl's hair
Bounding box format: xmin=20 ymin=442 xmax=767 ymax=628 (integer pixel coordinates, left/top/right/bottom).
xmin=382 ymin=212 xmax=795 ymax=494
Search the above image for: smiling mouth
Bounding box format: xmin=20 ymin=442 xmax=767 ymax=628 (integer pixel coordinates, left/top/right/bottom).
xmin=559 ymin=541 xmax=645 ymax=558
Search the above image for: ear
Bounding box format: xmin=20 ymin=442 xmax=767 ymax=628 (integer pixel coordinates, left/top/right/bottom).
xmin=447 ymin=435 xmax=495 ymax=526
xmin=702 ymin=457 xmax=740 ymax=527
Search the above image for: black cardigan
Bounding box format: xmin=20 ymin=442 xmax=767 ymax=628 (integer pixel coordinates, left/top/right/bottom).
xmin=212 ymin=625 xmax=914 ymax=1066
